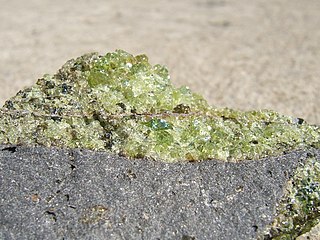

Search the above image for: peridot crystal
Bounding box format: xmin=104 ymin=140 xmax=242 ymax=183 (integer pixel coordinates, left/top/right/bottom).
xmin=0 ymin=50 xmax=319 ymax=162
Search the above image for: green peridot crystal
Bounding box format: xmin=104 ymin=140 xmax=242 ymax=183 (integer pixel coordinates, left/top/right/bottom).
xmin=0 ymin=50 xmax=319 ymax=162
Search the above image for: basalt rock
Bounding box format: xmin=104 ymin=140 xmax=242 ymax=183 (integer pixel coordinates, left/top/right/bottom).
xmin=0 ymin=145 xmax=319 ymax=239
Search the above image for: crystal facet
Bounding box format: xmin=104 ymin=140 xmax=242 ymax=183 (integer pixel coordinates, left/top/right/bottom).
xmin=0 ymin=50 xmax=319 ymax=162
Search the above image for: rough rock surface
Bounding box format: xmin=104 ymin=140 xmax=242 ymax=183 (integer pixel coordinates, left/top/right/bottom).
xmin=1 ymin=145 xmax=319 ymax=239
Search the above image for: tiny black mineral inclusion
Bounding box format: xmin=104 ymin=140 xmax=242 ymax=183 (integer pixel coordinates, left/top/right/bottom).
xmin=0 ymin=50 xmax=319 ymax=162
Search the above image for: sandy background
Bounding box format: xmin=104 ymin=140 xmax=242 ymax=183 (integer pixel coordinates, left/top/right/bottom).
xmin=0 ymin=0 xmax=319 ymax=238
xmin=0 ymin=0 xmax=319 ymax=125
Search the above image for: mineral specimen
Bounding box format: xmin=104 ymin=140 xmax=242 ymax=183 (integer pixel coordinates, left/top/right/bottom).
xmin=0 ymin=50 xmax=319 ymax=162
xmin=260 ymin=151 xmax=320 ymax=239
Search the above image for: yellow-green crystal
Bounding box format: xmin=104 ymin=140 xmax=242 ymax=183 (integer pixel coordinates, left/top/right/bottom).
xmin=0 ymin=50 xmax=319 ymax=162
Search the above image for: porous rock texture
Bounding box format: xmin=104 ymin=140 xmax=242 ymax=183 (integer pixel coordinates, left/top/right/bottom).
xmin=0 ymin=144 xmax=319 ymax=239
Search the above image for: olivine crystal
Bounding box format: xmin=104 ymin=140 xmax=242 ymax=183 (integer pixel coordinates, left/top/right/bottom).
xmin=0 ymin=50 xmax=319 ymax=162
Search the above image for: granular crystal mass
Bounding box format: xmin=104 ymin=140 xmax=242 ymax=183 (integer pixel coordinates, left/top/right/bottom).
xmin=0 ymin=50 xmax=319 ymax=162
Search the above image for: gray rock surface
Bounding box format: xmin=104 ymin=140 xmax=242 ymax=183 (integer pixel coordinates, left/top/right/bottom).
xmin=0 ymin=145 xmax=318 ymax=239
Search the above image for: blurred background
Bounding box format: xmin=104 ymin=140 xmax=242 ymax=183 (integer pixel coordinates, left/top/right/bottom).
xmin=0 ymin=0 xmax=319 ymax=124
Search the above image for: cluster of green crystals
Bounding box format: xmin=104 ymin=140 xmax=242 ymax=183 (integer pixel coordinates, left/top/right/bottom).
xmin=0 ymin=50 xmax=319 ymax=162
